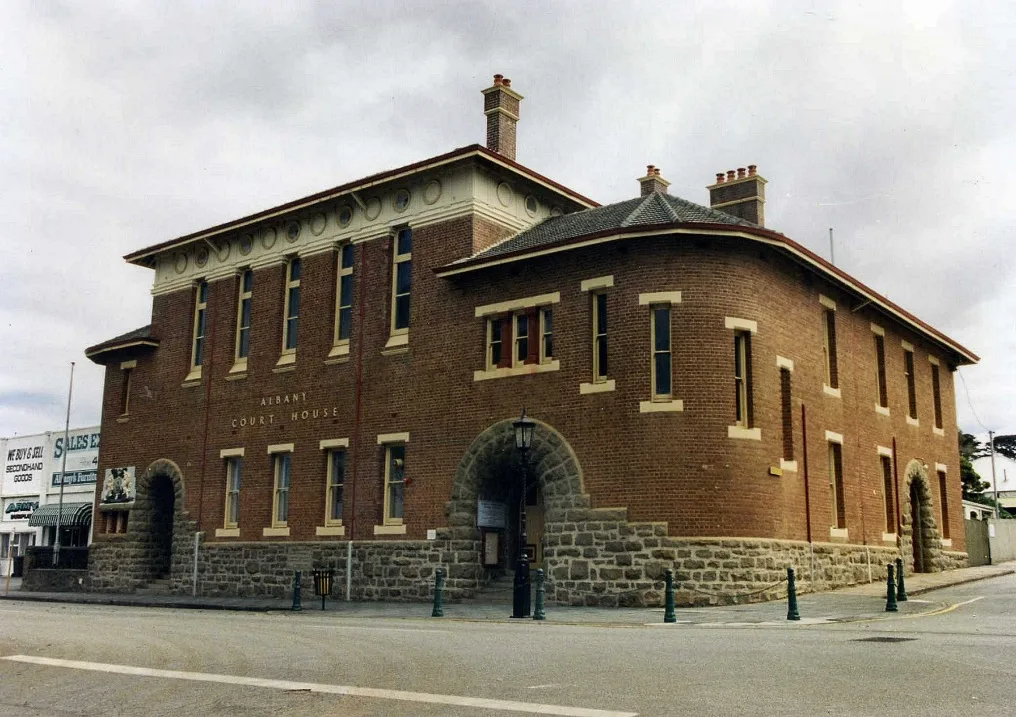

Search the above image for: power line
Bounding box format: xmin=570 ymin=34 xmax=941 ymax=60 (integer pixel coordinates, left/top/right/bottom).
xmin=957 ymin=367 xmax=989 ymax=433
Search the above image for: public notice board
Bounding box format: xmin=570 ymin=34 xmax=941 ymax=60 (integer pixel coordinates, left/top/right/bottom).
xmin=476 ymin=500 xmax=507 ymax=529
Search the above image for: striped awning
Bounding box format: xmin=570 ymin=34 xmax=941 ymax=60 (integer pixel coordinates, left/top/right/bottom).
xmin=28 ymin=502 xmax=93 ymax=527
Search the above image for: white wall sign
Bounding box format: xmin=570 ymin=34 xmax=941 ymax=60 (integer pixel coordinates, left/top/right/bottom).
xmin=2 ymin=434 xmax=50 ymax=496
xmin=477 ymin=500 xmax=507 ymax=529
xmin=51 ymin=428 xmax=100 ymax=489
xmin=101 ymin=466 xmax=136 ymax=505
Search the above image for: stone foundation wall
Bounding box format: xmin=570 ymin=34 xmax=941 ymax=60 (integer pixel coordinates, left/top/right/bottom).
xmin=21 ymin=569 xmax=90 ymax=593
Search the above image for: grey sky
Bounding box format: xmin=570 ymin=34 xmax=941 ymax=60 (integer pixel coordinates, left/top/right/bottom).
xmin=0 ymin=1 xmax=1011 ymax=442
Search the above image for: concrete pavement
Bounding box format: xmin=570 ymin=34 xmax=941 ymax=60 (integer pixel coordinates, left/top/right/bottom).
xmin=2 ymin=561 xmax=1012 ymax=626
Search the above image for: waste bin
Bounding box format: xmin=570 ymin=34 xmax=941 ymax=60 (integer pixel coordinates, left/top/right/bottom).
xmin=311 ymin=569 xmax=334 ymax=610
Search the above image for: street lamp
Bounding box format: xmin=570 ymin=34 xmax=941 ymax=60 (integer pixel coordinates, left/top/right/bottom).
xmin=511 ymin=409 xmax=535 ymax=618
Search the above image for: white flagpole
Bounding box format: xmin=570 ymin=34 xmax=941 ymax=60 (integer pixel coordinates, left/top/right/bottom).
xmin=53 ymin=362 xmax=75 ymax=567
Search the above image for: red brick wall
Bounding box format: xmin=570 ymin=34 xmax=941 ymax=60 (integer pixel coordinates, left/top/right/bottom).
xmin=93 ymin=222 xmax=965 ymax=553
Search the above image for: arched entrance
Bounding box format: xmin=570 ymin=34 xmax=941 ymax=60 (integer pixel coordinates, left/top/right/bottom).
xmin=448 ymin=418 xmax=586 ymax=577
xmin=902 ymin=460 xmax=943 ymax=574
xmin=135 ymin=459 xmax=186 ymax=582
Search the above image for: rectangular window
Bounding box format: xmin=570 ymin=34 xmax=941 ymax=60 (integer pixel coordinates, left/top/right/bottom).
xmin=931 ymin=363 xmax=943 ymax=429
xmin=391 ymin=228 xmax=412 ymax=333
xmin=515 ymin=313 xmax=529 ymax=364
xmin=881 ymin=455 xmax=896 ymax=533
xmin=487 ymin=317 xmax=503 ymax=369
xmin=235 ymin=270 xmax=252 ymax=361
xmin=335 ymin=244 xmax=354 ymax=344
xmin=874 ymin=333 xmax=888 ymax=408
xmin=224 ymin=458 xmax=242 ymax=528
xmin=272 ymin=453 xmax=291 ymax=527
xmin=384 ymin=444 xmax=406 ymax=524
xmin=651 ymin=305 xmax=672 ymax=398
xmin=780 ymin=368 xmax=793 ymax=460
xmin=822 ymin=307 xmax=838 ymax=389
xmin=938 ymin=470 xmax=950 ymax=539
xmin=191 ymin=281 xmax=208 ymax=370
xmin=540 ymin=307 xmax=553 ymax=363
xmin=829 ymin=442 xmax=845 ymax=529
xmin=733 ymin=331 xmax=753 ymax=427
xmin=593 ymin=292 xmax=608 ymax=381
xmin=326 ymin=450 xmax=345 ymax=525
xmin=120 ymin=368 xmax=132 ymax=416
xmin=283 ymin=258 xmax=301 ymax=353
xmin=904 ymin=348 xmax=917 ymax=419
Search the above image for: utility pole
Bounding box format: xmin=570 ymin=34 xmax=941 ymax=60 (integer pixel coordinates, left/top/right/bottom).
xmin=829 ymin=227 xmax=834 ymax=266
xmin=989 ymin=430 xmax=999 ymax=520
xmin=53 ymin=362 xmax=75 ymax=567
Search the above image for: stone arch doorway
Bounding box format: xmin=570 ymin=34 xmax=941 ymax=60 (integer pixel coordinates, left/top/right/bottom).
xmin=902 ymin=460 xmax=942 ymax=574
xmin=135 ymin=459 xmax=186 ymax=581
xmin=448 ymin=418 xmax=586 ymax=575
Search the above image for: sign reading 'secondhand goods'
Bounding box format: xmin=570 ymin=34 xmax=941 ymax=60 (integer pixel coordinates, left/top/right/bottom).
xmin=2 ymin=434 xmax=50 ymax=496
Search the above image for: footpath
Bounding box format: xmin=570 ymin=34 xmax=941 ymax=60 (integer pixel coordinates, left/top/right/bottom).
xmin=2 ymin=562 xmax=1012 ymax=626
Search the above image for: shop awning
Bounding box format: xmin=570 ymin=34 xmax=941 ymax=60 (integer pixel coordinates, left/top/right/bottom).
xmin=28 ymin=502 xmax=93 ymax=527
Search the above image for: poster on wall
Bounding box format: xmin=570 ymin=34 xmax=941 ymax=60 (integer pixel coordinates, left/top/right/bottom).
xmin=101 ymin=466 xmax=136 ymax=506
xmin=2 ymin=434 xmax=50 ymax=496
xmin=50 ymin=428 xmax=100 ymax=489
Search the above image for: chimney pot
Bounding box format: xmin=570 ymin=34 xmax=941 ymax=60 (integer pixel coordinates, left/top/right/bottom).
xmin=639 ymin=165 xmax=670 ymax=196
xmin=737 ymin=167 xmax=746 ymax=178
xmin=727 ymin=170 xmax=736 ymax=181
xmin=716 ymin=173 xmax=726 ymax=184
xmin=502 ymin=78 xmax=511 ymax=87
xmin=654 ymin=167 xmax=661 ymax=176
xmin=646 ymin=164 xmax=655 ymax=174
xmin=493 ymin=74 xmax=503 ymax=85
xmin=748 ymin=164 xmax=757 ymax=176
xmin=708 ymin=165 xmax=767 ymax=227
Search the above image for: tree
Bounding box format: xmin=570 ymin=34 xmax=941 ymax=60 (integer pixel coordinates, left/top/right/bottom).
xmin=959 ymin=430 xmax=991 ymax=502
xmin=992 ymin=434 xmax=1016 ymax=462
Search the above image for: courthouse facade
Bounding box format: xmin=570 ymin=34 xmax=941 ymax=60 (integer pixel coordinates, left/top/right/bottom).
xmin=85 ymin=76 xmax=976 ymax=605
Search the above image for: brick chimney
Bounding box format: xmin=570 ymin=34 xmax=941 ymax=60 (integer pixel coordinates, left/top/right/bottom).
xmin=638 ymin=165 xmax=670 ymax=197
xmin=482 ymin=74 xmax=523 ymax=161
xmin=707 ymin=165 xmax=767 ymax=226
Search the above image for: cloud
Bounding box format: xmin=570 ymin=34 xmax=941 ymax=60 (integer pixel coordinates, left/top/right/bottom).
xmin=0 ymin=0 xmax=1013 ymax=438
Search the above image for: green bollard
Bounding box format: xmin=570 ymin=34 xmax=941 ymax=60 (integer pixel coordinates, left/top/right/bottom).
xmin=786 ymin=567 xmax=800 ymax=621
xmin=431 ymin=569 xmax=445 ymax=618
xmin=664 ymin=569 xmax=677 ymax=623
xmin=885 ymin=564 xmax=898 ymax=612
xmin=292 ymin=570 xmax=303 ymax=612
xmin=895 ymin=557 xmax=908 ymax=602
xmin=533 ymin=569 xmax=546 ymax=621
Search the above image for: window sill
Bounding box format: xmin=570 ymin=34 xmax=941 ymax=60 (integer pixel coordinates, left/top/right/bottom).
xmin=727 ymin=425 xmax=761 ymax=441
xmin=881 ymin=532 xmax=897 ymax=544
xmin=225 ymin=371 xmax=247 ymax=381
xmin=823 ymin=384 xmax=841 ymax=399
xmin=325 ymin=342 xmax=351 ymax=364
xmin=383 ymin=333 xmax=409 ymax=354
xmin=116 ymin=415 xmax=130 ymax=424
xmin=181 ymin=378 xmax=202 ymax=389
xmin=316 ymin=525 xmax=346 ymax=537
xmin=933 ymin=426 xmax=945 ymax=437
xmin=373 ymin=524 xmax=407 ymax=536
xmin=184 ymin=367 xmax=202 ymax=383
xmin=474 ymin=360 xmax=560 ymax=382
xmin=272 ymin=364 xmax=296 ymax=374
xmin=275 ymin=351 xmax=296 ymax=366
xmin=639 ymin=399 xmax=683 ymax=413
xmin=263 ymin=526 xmax=290 ymax=537
xmin=875 ymin=404 xmax=890 ymax=417
xmin=940 ymin=538 xmax=953 ymax=548
xmin=779 ymin=459 xmax=798 ymax=473
xmin=829 ymin=527 xmax=848 ymax=540
xmin=580 ymin=379 xmax=615 ymax=395
xmin=215 ymin=528 xmax=240 ymax=538
xmin=906 ymin=416 xmax=920 ymax=427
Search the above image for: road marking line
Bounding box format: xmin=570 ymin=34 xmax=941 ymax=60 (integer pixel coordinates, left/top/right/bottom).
xmin=1 ymin=655 xmax=637 ymax=717
xmin=300 ymin=624 xmax=449 ymax=634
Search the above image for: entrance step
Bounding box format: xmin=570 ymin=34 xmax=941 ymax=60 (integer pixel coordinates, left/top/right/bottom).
xmin=135 ymin=577 xmax=173 ymax=595
xmin=468 ymin=572 xmax=519 ymax=605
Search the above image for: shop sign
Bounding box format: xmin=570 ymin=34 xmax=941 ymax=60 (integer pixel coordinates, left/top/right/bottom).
xmin=2 ymin=435 xmax=48 ymax=495
xmin=52 ymin=470 xmax=97 ymax=487
xmin=101 ymin=466 xmax=136 ymax=505
xmin=477 ymin=500 xmax=507 ymax=529
xmin=3 ymin=499 xmax=39 ymax=521
xmin=51 ymin=428 xmax=100 ymax=489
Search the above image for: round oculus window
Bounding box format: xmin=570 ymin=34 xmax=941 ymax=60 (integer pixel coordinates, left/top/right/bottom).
xmin=525 ymin=195 xmax=539 ymax=216
xmin=194 ymin=245 xmax=209 ymax=267
xmin=338 ymin=205 xmax=353 ymax=226
xmin=239 ymin=233 xmax=254 ymax=255
xmin=393 ymin=189 xmax=411 ymax=213
xmin=285 ymin=221 xmax=301 ymax=242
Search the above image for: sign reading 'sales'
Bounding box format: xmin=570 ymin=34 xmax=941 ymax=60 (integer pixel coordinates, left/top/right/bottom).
xmin=230 ymin=392 xmax=339 ymax=429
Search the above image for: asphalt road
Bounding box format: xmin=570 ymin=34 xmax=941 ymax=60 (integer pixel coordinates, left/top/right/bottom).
xmin=0 ymin=575 xmax=1014 ymax=717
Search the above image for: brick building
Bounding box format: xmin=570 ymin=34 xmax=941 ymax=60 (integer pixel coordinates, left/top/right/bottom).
xmin=85 ymin=75 xmax=977 ymax=606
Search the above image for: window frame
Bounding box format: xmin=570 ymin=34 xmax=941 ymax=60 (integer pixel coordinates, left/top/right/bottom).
xmin=325 ymin=449 xmax=345 ymax=527
xmin=880 ymin=453 xmax=896 ymax=533
xmin=930 ymin=360 xmax=943 ymax=429
xmin=937 ymin=468 xmax=950 ymax=540
xmin=514 ymin=312 xmax=529 ymax=365
xmin=486 ymin=317 xmax=504 ymax=369
xmin=383 ymin=443 xmax=406 ymax=526
xmin=190 ymin=281 xmax=208 ymax=373
xmin=224 ymin=457 xmax=242 ymax=529
xmin=650 ymin=304 xmax=672 ymax=400
xmin=282 ymin=258 xmax=301 ymax=355
xmin=235 ymin=269 xmax=253 ymax=364
xmin=829 ymin=441 xmax=845 ymax=530
xmin=873 ymin=331 xmax=888 ymax=408
xmin=903 ymin=346 xmax=917 ymax=420
xmin=120 ymin=366 xmax=133 ymax=416
xmin=822 ymin=305 xmax=838 ymax=390
xmin=271 ymin=451 xmax=292 ymax=528
xmin=334 ymin=243 xmax=354 ymax=348
xmin=779 ymin=366 xmax=793 ymax=461
xmin=733 ymin=330 xmax=753 ymax=427
xmin=390 ymin=228 xmax=412 ymax=336
xmin=592 ymin=292 xmax=608 ymax=382
xmin=540 ymin=307 xmax=553 ymax=364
